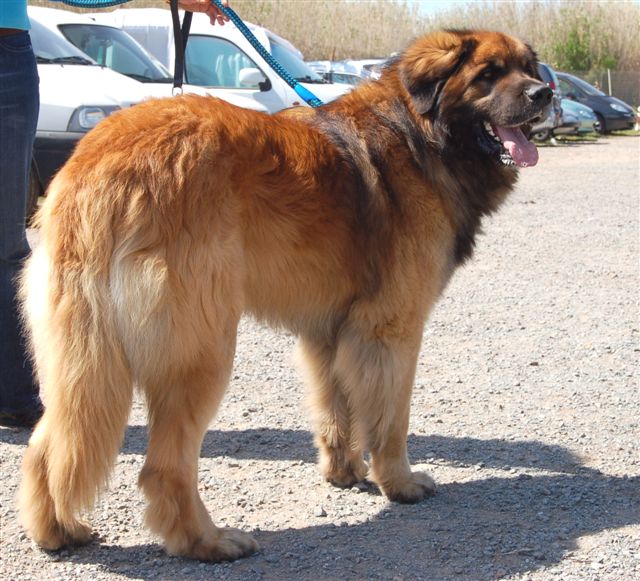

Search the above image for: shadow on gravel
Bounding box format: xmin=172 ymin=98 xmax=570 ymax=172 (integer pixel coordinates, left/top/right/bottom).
xmin=120 ymin=425 xmax=587 ymax=475
xmin=0 ymin=428 xmax=30 ymax=446
xmin=28 ymin=425 xmax=631 ymax=580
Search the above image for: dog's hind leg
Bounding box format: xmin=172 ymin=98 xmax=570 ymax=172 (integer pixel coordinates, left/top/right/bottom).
xmin=137 ymin=321 xmax=257 ymax=562
xmin=333 ymin=319 xmax=436 ymax=503
xmin=298 ymin=335 xmax=368 ymax=488
xmin=19 ymin=248 xmax=134 ymax=549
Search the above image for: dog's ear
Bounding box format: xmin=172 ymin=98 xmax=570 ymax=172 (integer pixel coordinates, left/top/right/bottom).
xmin=400 ymin=31 xmax=476 ymax=115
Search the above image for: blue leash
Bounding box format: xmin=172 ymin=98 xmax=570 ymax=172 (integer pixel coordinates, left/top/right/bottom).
xmin=210 ymin=0 xmax=323 ymax=108
xmin=52 ymin=0 xmax=324 ymax=108
xmin=51 ymin=0 xmax=131 ymax=6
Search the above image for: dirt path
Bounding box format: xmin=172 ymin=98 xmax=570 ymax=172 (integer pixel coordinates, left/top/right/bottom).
xmin=1 ymin=136 xmax=638 ymax=581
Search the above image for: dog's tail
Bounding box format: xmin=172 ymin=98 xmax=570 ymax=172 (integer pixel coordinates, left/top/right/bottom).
xmin=18 ymin=183 xmax=134 ymax=549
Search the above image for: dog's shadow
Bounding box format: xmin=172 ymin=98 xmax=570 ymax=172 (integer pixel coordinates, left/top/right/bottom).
xmin=41 ymin=426 xmax=637 ymax=580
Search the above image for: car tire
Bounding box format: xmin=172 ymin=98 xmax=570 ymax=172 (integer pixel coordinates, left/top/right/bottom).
xmin=596 ymin=113 xmax=607 ymax=134
xmin=26 ymin=164 xmax=41 ymax=225
xmin=532 ymin=129 xmax=551 ymax=142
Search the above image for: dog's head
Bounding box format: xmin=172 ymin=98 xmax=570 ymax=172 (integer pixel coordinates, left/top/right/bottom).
xmin=398 ymin=29 xmax=551 ymax=168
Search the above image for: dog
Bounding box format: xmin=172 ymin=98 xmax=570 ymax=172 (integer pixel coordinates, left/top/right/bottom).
xmin=18 ymin=29 xmax=551 ymax=561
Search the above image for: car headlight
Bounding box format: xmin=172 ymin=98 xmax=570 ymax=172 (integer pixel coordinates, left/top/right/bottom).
xmin=610 ymin=103 xmax=630 ymax=113
xmin=67 ymin=105 xmax=120 ymax=132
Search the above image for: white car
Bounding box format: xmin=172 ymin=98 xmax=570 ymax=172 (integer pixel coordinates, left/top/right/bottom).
xmin=27 ymin=6 xmax=267 ymax=216
xmin=91 ymin=8 xmax=352 ymax=113
xmin=33 ymin=6 xmax=267 ymax=111
xmin=307 ymin=58 xmax=387 ymax=81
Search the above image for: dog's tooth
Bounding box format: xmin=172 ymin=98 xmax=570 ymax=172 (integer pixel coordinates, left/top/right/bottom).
xmin=500 ymin=153 xmax=515 ymax=166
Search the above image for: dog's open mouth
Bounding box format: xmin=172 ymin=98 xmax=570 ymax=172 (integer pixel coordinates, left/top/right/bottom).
xmin=479 ymin=122 xmax=539 ymax=168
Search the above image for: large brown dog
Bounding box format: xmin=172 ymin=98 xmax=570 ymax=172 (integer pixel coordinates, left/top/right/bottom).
xmin=19 ymin=30 xmax=550 ymax=561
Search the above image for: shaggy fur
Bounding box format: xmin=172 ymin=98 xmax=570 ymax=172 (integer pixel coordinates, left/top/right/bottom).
xmin=19 ymin=30 xmax=550 ymax=561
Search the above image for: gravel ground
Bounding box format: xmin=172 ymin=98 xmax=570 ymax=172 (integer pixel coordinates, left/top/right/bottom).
xmin=1 ymin=135 xmax=638 ymax=581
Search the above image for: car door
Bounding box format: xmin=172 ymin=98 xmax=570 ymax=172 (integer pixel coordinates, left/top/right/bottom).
xmin=185 ymin=35 xmax=286 ymax=113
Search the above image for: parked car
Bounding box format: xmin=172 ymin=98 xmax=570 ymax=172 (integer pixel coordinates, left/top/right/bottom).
xmin=558 ymin=98 xmax=600 ymax=134
xmin=307 ymin=58 xmax=387 ymax=83
xmin=557 ymin=72 xmax=635 ymax=133
xmin=530 ymin=62 xmax=562 ymax=141
xmin=90 ymin=8 xmax=351 ymax=113
xmin=553 ymin=108 xmax=581 ymax=136
xmin=28 ymin=8 xmax=149 ymax=217
xmin=27 ymin=6 xmax=267 ymax=216
xmin=322 ymin=71 xmax=364 ymax=86
xmin=32 ymin=6 xmax=266 ymax=111
xmin=335 ymin=58 xmax=387 ymax=80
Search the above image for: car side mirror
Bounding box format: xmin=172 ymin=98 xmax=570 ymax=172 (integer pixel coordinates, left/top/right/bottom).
xmin=238 ymin=67 xmax=266 ymax=88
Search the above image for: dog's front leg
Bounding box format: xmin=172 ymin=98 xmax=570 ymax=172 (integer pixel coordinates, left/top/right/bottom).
xmin=333 ymin=318 xmax=436 ymax=503
xmin=298 ymin=335 xmax=369 ymax=488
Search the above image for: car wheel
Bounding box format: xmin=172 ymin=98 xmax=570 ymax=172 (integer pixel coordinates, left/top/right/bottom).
xmin=26 ymin=164 xmax=41 ymax=225
xmin=595 ymin=113 xmax=607 ymax=134
xmin=532 ymin=129 xmax=551 ymax=142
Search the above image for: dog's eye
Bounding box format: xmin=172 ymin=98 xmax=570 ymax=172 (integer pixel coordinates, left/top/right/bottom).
xmin=479 ymin=65 xmax=503 ymax=81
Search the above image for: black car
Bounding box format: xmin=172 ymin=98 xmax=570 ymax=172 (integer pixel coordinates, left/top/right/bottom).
xmin=557 ymin=72 xmax=635 ymax=134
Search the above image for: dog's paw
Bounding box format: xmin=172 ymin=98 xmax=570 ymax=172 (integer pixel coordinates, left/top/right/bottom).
xmin=322 ymin=456 xmax=369 ymax=489
xmin=186 ymin=528 xmax=258 ymax=562
xmin=383 ymin=470 xmax=437 ymax=504
xmin=33 ymin=520 xmax=93 ymax=552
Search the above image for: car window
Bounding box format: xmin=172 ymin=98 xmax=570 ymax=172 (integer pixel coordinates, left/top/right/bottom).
xmin=60 ymin=23 xmax=171 ymax=83
xmin=559 ymin=78 xmax=584 ymax=98
xmin=330 ymin=72 xmax=362 ymax=86
xmin=185 ymin=35 xmax=262 ymax=88
xmin=537 ymin=63 xmax=559 ymax=91
xmin=564 ymin=75 xmax=605 ymax=97
xmin=30 ymin=19 xmax=92 ymax=61
xmin=538 ymin=66 xmax=551 ymax=84
xmin=269 ymin=38 xmax=324 ymax=83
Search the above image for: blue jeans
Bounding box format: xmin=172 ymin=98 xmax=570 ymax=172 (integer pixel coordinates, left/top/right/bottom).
xmin=0 ymin=31 xmax=40 ymax=414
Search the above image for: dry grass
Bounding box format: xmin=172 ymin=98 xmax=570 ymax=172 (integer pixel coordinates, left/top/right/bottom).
xmin=30 ymin=1 xmax=640 ymax=72
xmin=31 ymin=0 xmax=640 ymax=66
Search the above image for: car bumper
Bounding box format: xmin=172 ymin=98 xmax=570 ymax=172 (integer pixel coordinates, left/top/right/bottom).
xmin=554 ymin=124 xmax=579 ymax=135
xmin=576 ymin=118 xmax=598 ymax=133
xmin=33 ymin=131 xmax=84 ymax=191
xmin=605 ymin=115 xmax=635 ymax=131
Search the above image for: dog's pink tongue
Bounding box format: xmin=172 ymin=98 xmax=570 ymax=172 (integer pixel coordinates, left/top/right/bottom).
xmin=494 ymin=126 xmax=539 ymax=167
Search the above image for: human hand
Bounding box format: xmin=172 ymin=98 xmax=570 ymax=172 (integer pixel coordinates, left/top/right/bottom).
xmin=178 ymin=0 xmax=230 ymax=26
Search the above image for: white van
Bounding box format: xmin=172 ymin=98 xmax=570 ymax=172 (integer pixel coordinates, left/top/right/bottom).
xmin=32 ymin=6 xmax=267 ymax=111
xmin=27 ymin=6 xmax=266 ymax=215
xmin=91 ymin=8 xmax=352 ymax=113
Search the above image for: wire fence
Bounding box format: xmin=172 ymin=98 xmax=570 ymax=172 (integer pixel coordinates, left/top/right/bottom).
xmin=566 ymin=70 xmax=639 ymax=108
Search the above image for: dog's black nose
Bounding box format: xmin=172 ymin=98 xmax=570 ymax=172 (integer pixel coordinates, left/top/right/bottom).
xmin=525 ymin=84 xmax=553 ymax=105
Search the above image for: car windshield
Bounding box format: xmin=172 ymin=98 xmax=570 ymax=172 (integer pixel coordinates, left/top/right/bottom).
xmin=30 ymin=19 xmax=94 ymax=64
xmin=563 ymin=75 xmax=605 ymax=97
xmin=269 ymin=39 xmax=326 ymax=84
xmin=59 ymin=23 xmax=172 ymax=83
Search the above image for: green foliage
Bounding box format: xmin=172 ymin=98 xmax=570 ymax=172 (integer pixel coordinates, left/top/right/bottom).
xmin=554 ymin=15 xmax=593 ymax=71
xmin=551 ymin=6 xmax=619 ymax=72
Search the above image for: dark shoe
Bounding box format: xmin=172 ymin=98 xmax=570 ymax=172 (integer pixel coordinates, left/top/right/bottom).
xmin=0 ymin=402 xmax=43 ymax=429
